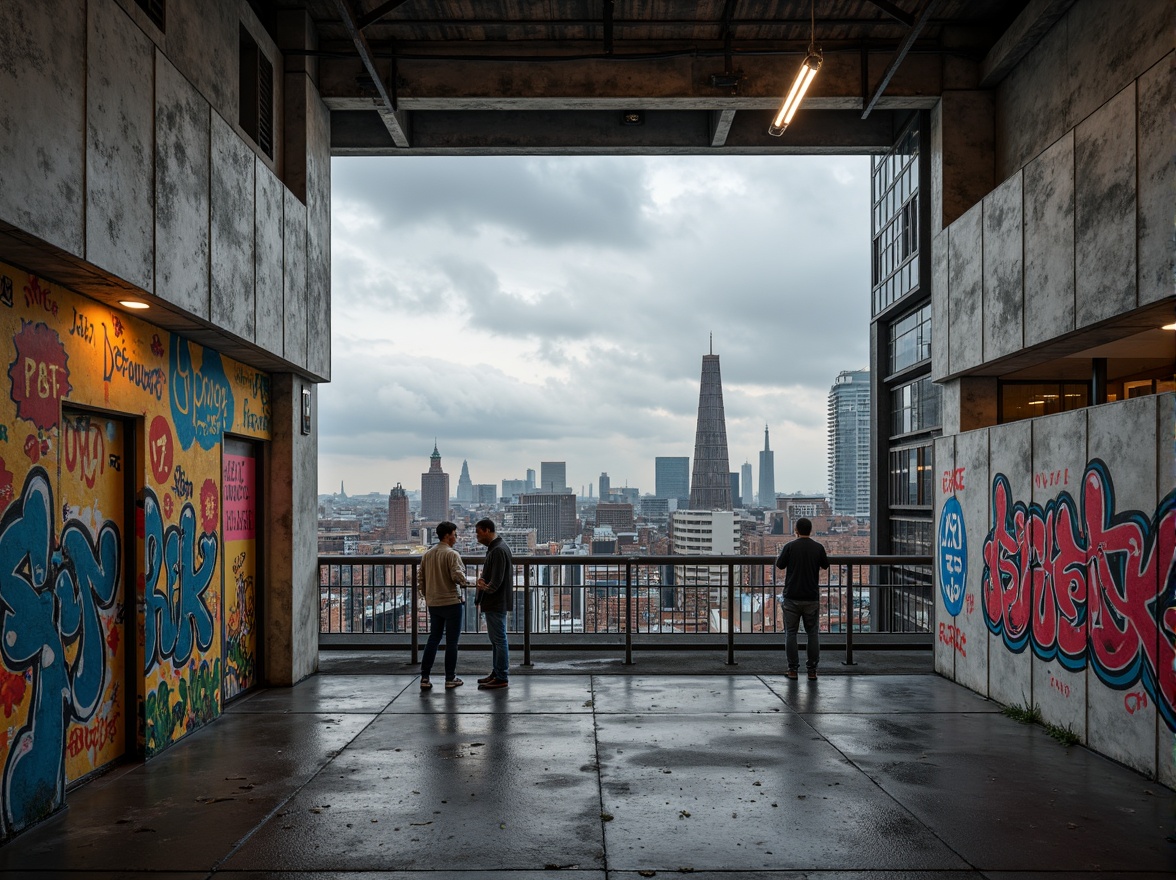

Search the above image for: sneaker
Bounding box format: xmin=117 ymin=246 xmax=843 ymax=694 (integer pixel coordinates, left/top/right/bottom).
xmin=477 ymin=673 xmax=496 ymax=684
xmin=807 ymin=669 xmax=818 ymax=680
xmin=784 ymin=670 xmax=798 ymax=680
xmin=478 ymin=678 xmax=509 ymax=689
xmin=420 ymin=678 xmax=433 ymax=690
xmin=445 ymin=678 xmax=463 ymax=689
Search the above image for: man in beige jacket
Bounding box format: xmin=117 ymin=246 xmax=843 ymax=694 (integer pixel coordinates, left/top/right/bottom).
xmin=419 ymin=521 xmax=470 ymax=689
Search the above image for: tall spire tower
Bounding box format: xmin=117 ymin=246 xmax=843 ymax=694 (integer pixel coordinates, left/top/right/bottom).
xmin=758 ymin=424 xmax=776 ymax=508
xmin=456 ymin=459 xmax=474 ymax=503
xmin=688 ymin=350 xmax=733 ymax=511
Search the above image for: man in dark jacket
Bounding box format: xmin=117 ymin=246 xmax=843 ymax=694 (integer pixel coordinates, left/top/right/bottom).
xmin=474 ymin=518 xmax=513 ymax=689
xmin=774 ymin=517 xmax=829 ymax=680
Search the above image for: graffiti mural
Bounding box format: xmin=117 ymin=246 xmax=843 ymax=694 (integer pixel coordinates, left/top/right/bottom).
xmin=981 ymin=459 xmax=1176 ymax=730
xmin=0 ymin=468 xmax=120 ymax=834
xmin=222 ymin=444 xmax=258 ymax=700
xmin=0 ymin=261 xmax=271 ymax=838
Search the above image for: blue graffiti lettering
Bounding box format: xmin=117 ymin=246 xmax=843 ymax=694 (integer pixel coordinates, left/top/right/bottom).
xmin=141 ymin=488 xmax=217 ymax=671
xmin=168 ymin=336 xmax=235 ymax=451
xmin=0 ymin=469 xmax=120 ymax=834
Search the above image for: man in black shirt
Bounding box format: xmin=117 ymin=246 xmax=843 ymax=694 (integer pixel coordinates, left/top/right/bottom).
xmin=474 ymin=518 xmax=513 ymax=689
xmin=774 ymin=517 xmax=829 ymax=680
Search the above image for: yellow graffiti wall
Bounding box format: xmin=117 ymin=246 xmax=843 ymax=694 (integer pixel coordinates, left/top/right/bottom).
xmin=0 ymin=262 xmax=270 ymax=835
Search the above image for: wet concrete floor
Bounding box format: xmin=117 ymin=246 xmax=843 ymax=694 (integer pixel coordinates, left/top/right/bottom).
xmin=1 ymin=651 xmax=1173 ymax=879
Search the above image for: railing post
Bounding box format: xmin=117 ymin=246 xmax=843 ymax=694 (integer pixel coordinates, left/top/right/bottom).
xmin=624 ymin=559 xmax=634 ymax=666
xmin=523 ymin=564 xmax=533 ymax=667
xmin=410 ymin=562 xmax=419 ymax=666
xmin=726 ymin=563 xmax=736 ymax=665
xmin=843 ymin=562 xmax=856 ymax=666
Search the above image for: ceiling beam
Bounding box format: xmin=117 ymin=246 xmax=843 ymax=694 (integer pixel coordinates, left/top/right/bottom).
xmin=710 ymin=109 xmax=737 ymax=146
xmin=334 ymin=0 xmax=410 ymax=147
xmin=980 ymin=0 xmax=1077 ymax=87
xmin=318 ymin=50 xmax=944 ymax=110
xmin=330 ymin=108 xmax=899 ymax=155
xmin=861 ymin=0 xmax=940 ymax=119
xmin=863 ymin=0 xmax=917 ymax=27
xmin=356 ymin=0 xmax=415 ymax=31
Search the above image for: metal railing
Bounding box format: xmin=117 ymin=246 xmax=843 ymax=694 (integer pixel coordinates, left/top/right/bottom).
xmin=319 ymin=553 xmax=933 ymax=665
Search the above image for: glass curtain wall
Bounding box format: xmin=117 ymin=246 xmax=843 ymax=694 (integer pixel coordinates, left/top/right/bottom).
xmin=869 ymin=114 xmax=939 ymax=631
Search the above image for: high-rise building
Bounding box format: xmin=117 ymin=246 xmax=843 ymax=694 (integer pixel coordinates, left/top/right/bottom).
xmin=420 ymin=443 xmax=450 ymax=522
xmin=473 ymin=484 xmax=497 ymax=505
xmin=596 ymin=502 xmax=635 ymax=532
xmin=729 ymin=472 xmax=740 ymax=507
xmin=828 ymin=370 xmax=872 ymax=516
xmin=387 ymin=483 xmax=409 ymax=541
xmin=502 ymin=478 xmax=527 ymax=499
xmin=517 ymin=492 xmax=578 ymax=543
xmin=655 ymin=457 xmax=689 ymax=503
xmin=456 ymin=459 xmax=474 ymax=503
xmin=540 ymin=461 xmax=567 ymax=493
xmin=525 ymin=468 xmax=536 ymax=491
xmin=758 ymin=425 xmax=775 ymax=508
xmin=598 ymin=472 xmax=610 ymax=501
xmin=740 ymin=462 xmax=753 ymax=506
xmin=687 ymin=349 xmax=732 ymax=511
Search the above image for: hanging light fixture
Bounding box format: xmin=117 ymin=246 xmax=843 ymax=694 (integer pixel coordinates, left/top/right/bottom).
xmin=769 ymin=0 xmax=822 ymax=136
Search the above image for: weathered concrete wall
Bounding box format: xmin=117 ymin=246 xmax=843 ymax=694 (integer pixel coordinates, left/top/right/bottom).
xmin=87 ymin=0 xmax=155 ymax=291
xmin=0 ymin=0 xmax=86 ymax=254
xmin=266 ymin=375 xmax=320 ymax=686
xmin=936 ymin=396 xmax=1175 ymax=785
xmin=931 ymin=0 xmax=1175 ymax=785
xmin=933 ymin=39 xmax=1174 ymax=380
xmin=0 ymin=0 xmax=330 ymax=381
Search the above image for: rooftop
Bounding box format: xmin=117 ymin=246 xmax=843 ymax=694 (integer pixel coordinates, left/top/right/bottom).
xmin=3 ymin=650 xmax=1172 ymax=877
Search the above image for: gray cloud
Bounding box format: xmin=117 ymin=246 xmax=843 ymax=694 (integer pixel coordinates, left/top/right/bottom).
xmin=323 ymin=154 xmax=870 ymax=497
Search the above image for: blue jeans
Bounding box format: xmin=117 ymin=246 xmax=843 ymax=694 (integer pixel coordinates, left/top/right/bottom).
xmin=782 ymin=598 xmax=820 ymax=671
xmin=422 ymin=603 xmax=464 ymax=681
xmin=483 ymin=610 xmax=509 ymax=681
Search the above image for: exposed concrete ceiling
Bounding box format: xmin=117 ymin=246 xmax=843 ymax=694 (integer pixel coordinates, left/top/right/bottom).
xmin=265 ymin=0 xmax=1042 ymax=155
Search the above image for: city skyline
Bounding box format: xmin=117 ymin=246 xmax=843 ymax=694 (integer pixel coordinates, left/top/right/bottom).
xmin=321 ymin=155 xmax=871 ymax=497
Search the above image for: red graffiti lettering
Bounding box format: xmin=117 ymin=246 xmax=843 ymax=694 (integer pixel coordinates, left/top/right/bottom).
xmin=1048 ymin=672 xmax=1071 ymax=699
xmin=1033 ymin=467 xmax=1069 ymax=490
xmin=981 ymin=461 xmax=1176 ymax=732
xmin=965 ymin=593 xmax=976 ymax=615
xmin=938 ymin=622 xmax=967 ymax=657
xmin=942 ymin=468 xmax=966 ymax=494
xmin=23 ymin=276 xmax=58 ymax=317
xmin=1124 ymin=692 xmax=1149 ymax=714
xmin=66 ymin=712 xmax=121 ymax=759
xmin=62 ymin=416 xmax=105 ymax=489
xmin=7 ymin=321 xmax=72 ymax=430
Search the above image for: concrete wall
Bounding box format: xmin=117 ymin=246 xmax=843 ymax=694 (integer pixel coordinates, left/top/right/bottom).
xmin=934 ymin=50 xmax=1173 ymax=379
xmin=0 ymin=0 xmax=330 ymax=834
xmin=935 ymin=396 xmax=1175 ymax=784
xmin=931 ymin=0 xmax=1176 ymax=783
xmin=0 ymin=0 xmax=331 ymax=382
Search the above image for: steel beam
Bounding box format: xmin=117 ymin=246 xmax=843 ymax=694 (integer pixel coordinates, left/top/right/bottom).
xmin=861 ymin=0 xmax=941 ymax=119
xmin=333 ymin=0 xmax=410 ymax=147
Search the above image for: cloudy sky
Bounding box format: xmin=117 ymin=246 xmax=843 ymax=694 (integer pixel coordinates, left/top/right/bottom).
xmin=320 ymin=154 xmax=871 ymax=499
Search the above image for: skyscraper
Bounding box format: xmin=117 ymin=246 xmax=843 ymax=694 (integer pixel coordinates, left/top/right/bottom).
xmin=687 ymin=349 xmax=732 ymax=511
xmin=828 ymin=369 xmax=871 ymax=516
xmin=387 ymin=483 xmax=409 ymax=541
xmin=740 ymin=461 xmax=753 ymax=507
xmin=540 ymin=461 xmax=567 ymax=493
xmin=758 ymin=425 xmax=775 ymax=508
xmin=729 ymin=472 xmax=740 ymax=507
xmin=598 ymin=472 xmax=610 ymax=501
xmin=517 ymin=492 xmax=578 ymax=542
xmin=655 ymin=456 xmax=689 ymax=504
xmin=456 ymin=459 xmax=474 ymax=503
xmin=525 ymin=468 xmax=536 ymax=491
xmin=420 ymin=443 xmax=450 ymax=521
